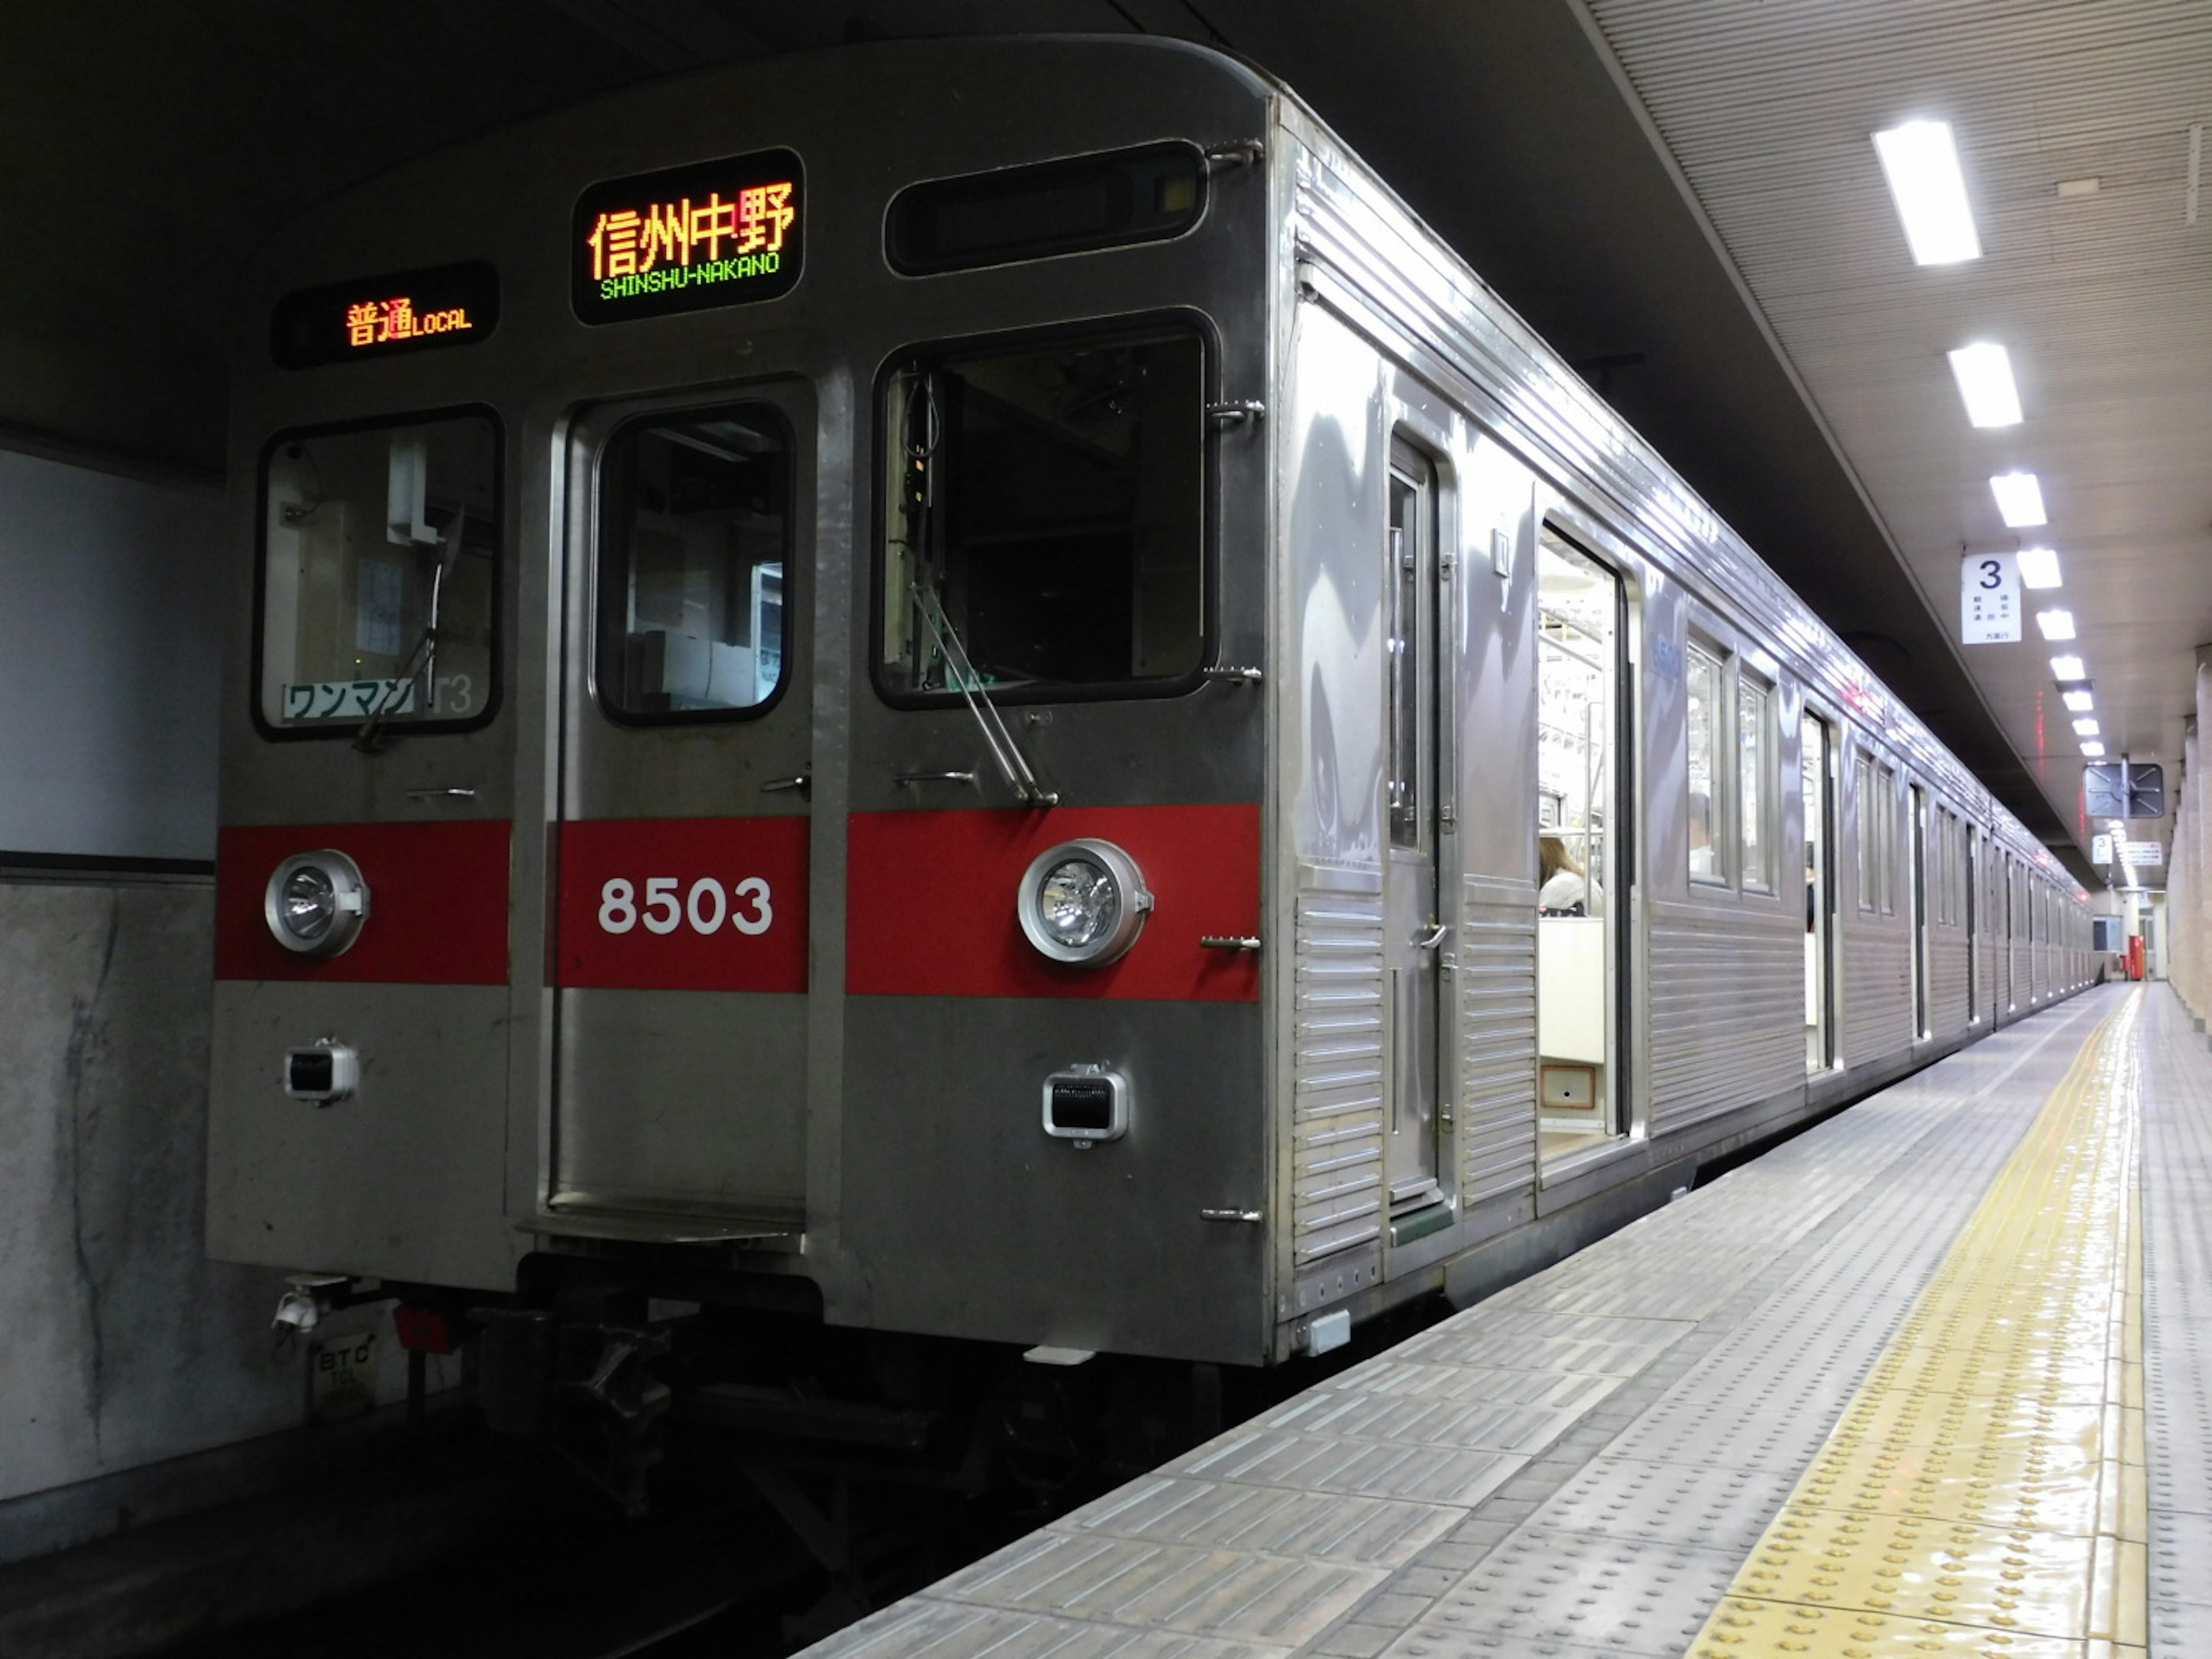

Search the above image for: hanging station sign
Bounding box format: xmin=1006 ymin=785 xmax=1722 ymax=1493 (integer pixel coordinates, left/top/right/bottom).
xmin=1960 ymin=551 xmax=2021 ymax=644
xmin=571 ymin=147 xmax=803 ymax=325
xmin=271 ymin=262 xmax=499 ymax=369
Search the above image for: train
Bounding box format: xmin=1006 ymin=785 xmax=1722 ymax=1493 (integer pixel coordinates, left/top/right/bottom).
xmin=208 ymin=33 xmax=2090 ymax=1509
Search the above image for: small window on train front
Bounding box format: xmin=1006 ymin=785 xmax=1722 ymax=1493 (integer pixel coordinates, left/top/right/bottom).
xmin=259 ymin=412 xmax=499 ymax=734
xmin=596 ymin=406 xmax=791 ymax=721
xmin=879 ymin=327 xmax=1205 ymax=702
xmin=887 ymin=144 xmax=1207 ymax=276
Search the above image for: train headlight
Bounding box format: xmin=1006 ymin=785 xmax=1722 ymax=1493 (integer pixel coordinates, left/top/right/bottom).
xmin=264 ymin=850 xmax=370 ymax=957
xmin=1018 ymin=839 xmax=1152 ymax=966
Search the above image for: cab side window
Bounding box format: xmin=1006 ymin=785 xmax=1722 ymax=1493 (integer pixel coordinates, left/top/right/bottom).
xmin=259 ymin=412 xmax=499 ymax=733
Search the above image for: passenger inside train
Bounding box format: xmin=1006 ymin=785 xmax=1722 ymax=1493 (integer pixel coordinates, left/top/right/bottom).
xmin=1537 ymin=833 xmax=1595 ymax=915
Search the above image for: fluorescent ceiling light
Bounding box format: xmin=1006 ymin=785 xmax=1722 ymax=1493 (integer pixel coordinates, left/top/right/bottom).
xmin=1991 ymin=472 xmax=2047 ymax=527
xmin=1948 ymin=343 xmax=2022 ymax=426
xmin=2081 ymin=740 xmax=2107 ymax=756
xmin=1873 ymin=120 xmax=1983 ymax=264
xmin=2051 ymin=655 xmax=2086 ymax=680
xmin=2017 ymin=547 xmax=2062 ymax=588
xmin=2073 ymin=718 xmax=2101 ymax=736
xmin=2063 ymin=689 xmax=2094 ymax=712
xmin=2036 ymin=608 xmax=2077 ymax=641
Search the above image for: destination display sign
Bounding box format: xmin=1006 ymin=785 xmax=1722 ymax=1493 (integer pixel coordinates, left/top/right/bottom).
xmin=572 ymin=147 xmax=802 ymax=325
xmin=271 ymin=262 xmax=498 ymax=369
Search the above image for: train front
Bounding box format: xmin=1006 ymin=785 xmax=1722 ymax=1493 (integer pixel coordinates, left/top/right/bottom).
xmin=205 ymin=31 xmax=1287 ymax=1476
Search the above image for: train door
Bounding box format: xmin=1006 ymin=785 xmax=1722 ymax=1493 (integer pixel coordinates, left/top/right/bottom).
xmin=1382 ymin=442 xmax=1445 ymax=1217
xmin=1802 ymin=711 xmax=1835 ymax=1070
xmin=1535 ymin=528 xmax=1623 ymax=1157
xmin=1910 ymin=783 xmax=1930 ymax=1038
xmin=547 ymin=387 xmax=815 ymax=1232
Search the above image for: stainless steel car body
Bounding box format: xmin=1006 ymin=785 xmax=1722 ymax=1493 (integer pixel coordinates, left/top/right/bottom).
xmin=206 ymin=36 xmax=2090 ymax=1368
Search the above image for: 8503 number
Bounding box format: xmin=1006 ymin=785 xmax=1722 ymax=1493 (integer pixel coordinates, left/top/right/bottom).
xmin=598 ymin=877 xmax=772 ymax=937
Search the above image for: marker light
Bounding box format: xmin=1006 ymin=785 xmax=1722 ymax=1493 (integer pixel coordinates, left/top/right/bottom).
xmin=263 ymin=850 xmax=370 ymax=957
xmin=2036 ymin=608 xmax=2077 ymax=641
xmin=2063 ymin=689 xmax=2094 ymax=713
xmin=1948 ymin=343 xmax=2021 ymax=426
xmin=1991 ymin=472 xmax=2047 ymax=527
xmin=1873 ymin=120 xmax=1983 ymax=265
xmin=1017 ymin=839 xmax=1153 ymax=967
xmin=2017 ymin=547 xmax=2062 ymax=588
xmin=2081 ymin=740 xmax=2107 ymax=756
xmin=2051 ymin=655 xmax=2086 ymax=681
xmin=2073 ymin=718 xmax=2101 ymax=737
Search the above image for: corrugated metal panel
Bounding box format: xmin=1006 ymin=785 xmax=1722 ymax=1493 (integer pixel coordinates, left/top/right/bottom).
xmin=1843 ymin=919 xmax=1913 ymax=1060
xmin=1647 ymin=901 xmax=1802 ymax=1134
xmin=1291 ymin=885 xmax=1387 ymax=1264
xmin=1454 ymin=881 xmax=1537 ymax=1203
xmin=1929 ymin=927 xmax=1971 ymax=1039
xmin=1578 ymin=0 xmax=2212 ymax=834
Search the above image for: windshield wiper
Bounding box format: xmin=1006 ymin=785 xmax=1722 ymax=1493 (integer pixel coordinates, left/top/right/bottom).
xmin=355 ymin=510 xmax=461 ymax=754
xmin=910 ymin=577 xmax=1056 ymax=808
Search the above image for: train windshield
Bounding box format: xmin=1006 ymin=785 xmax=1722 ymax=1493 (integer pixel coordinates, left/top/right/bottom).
xmin=596 ymin=404 xmax=791 ymax=719
xmin=880 ymin=327 xmax=1205 ymax=699
xmin=259 ymin=412 xmax=499 ymax=733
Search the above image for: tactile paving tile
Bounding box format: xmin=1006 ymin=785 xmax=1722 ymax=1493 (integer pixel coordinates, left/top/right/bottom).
xmin=1728 ymin=1502 xmax=2094 ymax=1637
xmin=1530 ymin=1458 xmax=1801 ymax=1556
xmin=929 ymin=1531 xmax=1388 ymax=1647
xmin=1319 ymin=1359 xmax=1625 ymax=1414
xmin=1169 ymin=1427 xmax=1525 ymax=1506
xmin=1062 ymin=1475 xmax=1459 ymax=1567
xmin=810 ymin=1597 xmax=1294 ymax=1658
xmin=1386 ymin=1528 xmax=1748 ymax=1656
xmin=1363 ymin=1001 xmax=2116 ymax=1659
xmin=1264 ymin=1385 xmax=1604 ymax=1456
xmin=1387 ymin=1312 xmax=1694 ymax=1377
xmin=1687 ymin=1597 xmax=2084 ymax=1657
xmin=1680 ymin=988 xmax=2147 ymax=1659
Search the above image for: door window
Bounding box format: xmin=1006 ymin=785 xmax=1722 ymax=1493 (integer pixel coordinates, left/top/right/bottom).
xmin=596 ymin=405 xmax=792 ymax=720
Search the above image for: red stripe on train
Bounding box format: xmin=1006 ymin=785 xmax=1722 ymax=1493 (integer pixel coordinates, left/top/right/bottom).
xmin=555 ymin=816 xmax=809 ymax=993
xmin=214 ymin=820 xmax=510 ymax=985
xmin=846 ymin=804 xmax=1262 ymax=1001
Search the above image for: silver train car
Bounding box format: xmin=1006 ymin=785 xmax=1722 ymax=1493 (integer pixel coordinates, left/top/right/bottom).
xmin=209 ymin=36 xmax=2090 ymax=1413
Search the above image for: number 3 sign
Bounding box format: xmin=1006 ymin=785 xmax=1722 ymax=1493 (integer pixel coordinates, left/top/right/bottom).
xmin=558 ymin=817 xmax=808 ymax=992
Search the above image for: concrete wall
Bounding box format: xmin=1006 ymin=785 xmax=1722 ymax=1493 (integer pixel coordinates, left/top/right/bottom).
xmin=0 ymin=449 xmax=223 ymax=861
xmin=0 ymin=452 xmax=456 ymax=1566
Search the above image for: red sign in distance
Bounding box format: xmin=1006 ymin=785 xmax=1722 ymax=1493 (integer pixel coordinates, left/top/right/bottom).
xmin=556 ymin=816 xmax=808 ymax=993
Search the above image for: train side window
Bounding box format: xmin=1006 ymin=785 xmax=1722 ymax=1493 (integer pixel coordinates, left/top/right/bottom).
xmin=1737 ymin=673 xmax=1772 ymax=892
xmin=1875 ymin=762 xmax=1899 ymax=912
xmin=1685 ymin=641 xmax=1726 ymax=883
xmin=879 ymin=325 xmax=1205 ymax=702
xmin=596 ymin=405 xmax=791 ymax=721
xmin=258 ymin=411 xmax=499 ymax=734
xmin=1854 ymin=752 xmax=1877 ymax=911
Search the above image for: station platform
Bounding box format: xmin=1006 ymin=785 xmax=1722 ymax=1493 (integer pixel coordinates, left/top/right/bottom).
xmin=802 ymin=982 xmax=2205 ymax=1659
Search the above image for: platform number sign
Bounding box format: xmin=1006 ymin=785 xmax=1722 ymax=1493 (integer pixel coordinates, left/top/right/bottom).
xmin=1961 ymin=552 xmax=2021 ymax=644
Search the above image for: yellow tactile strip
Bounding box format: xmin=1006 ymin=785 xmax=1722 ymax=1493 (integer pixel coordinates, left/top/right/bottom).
xmin=1685 ymin=993 xmax=2147 ymax=1659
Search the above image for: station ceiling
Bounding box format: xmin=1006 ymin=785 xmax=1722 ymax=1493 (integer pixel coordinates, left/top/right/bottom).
xmin=11 ymin=0 xmax=2206 ymax=889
